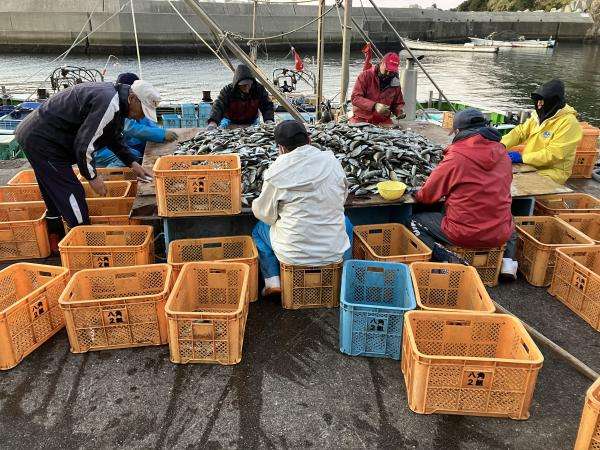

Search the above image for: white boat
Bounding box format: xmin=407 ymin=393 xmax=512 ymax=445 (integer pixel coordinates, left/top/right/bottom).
xmin=469 ymin=35 xmax=556 ymax=49
xmin=403 ymin=39 xmax=499 ymax=53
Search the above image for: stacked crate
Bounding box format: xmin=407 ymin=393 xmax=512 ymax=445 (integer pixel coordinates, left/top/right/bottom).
xmin=571 ymin=123 xmax=600 ymax=179
xmin=180 ymin=103 xmax=198 ymax=128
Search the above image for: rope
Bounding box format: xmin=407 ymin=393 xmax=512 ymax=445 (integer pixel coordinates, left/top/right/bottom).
xmin=167 ymin=0 xmax=234 ymax=72
xmin=230 ymin=4 xmax=336 ymax=41
xmin=130 ymin=0 xmax=143 ymax=78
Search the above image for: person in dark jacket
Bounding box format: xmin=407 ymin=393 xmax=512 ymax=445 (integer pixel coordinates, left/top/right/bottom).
xmin=406 ymin=108 xmax=517 ymax=277
xmin=207 ymin=64 xmax=275 ymax=129
xmin=350 ymin=52 xmax=405 ymax=126
xmin=15 ymin=80 xmax=155 ymax=246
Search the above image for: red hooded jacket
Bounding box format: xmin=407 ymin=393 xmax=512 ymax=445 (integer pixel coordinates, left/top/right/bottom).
xmin=350 ymin=65 xmax=404 ymax=125
xmin=415 ymin=131 xmax=514 ymax=248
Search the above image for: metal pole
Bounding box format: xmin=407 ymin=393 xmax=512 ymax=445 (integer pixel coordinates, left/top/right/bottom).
xmin=182 ymin=0 xmax=306 ymax=123
xmin=250 ymin=0 xmax=258 ymax=63
xmin=365 ymin=0 xmax=456 ymax=112
xmin=130 ymin=0 xmax=143 ymax=78
xmin=315 ymin=0 xmax=325 ymax=121
xmin=493 ymin=301 xmax=599 ymax=381
xmin=339 ymin=0 xmax=352 ymax=107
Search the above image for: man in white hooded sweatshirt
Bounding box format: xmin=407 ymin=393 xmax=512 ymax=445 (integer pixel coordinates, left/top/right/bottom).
xmin=252 ymin=120 xmax=353 ymax=296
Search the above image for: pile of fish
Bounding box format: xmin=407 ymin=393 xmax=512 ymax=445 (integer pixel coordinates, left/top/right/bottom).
xmin=175 ymin=123 xmax=444 ymax=205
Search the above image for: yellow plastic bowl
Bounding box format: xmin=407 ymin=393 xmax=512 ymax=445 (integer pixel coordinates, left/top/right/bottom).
xmin=377 ymin=181 xmax=407 ymax=201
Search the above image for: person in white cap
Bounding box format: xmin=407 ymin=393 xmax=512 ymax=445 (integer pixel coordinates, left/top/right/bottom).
xmin=95 ymin=73 xmax=178 ymax=167
xmin=15 ymin=80 xmax=155 ymax=251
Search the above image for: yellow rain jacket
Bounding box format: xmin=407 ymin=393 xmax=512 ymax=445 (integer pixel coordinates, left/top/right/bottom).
xmin=501 ymin=105 xmax=582 ymax=185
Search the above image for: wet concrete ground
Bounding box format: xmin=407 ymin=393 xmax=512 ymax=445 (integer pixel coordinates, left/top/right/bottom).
xmin=0 ymin=161 xmax=598 ymax=448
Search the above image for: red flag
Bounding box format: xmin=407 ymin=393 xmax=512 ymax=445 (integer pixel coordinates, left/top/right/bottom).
xmin=291 ymin=47 xmax=304 ymax=72
xmin=362 ymin=43 xmax=373 ymax=71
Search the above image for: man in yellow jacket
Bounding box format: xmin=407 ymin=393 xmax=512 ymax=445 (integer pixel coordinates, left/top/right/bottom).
xmin=502 ymin=79 xmax=582 ymax=185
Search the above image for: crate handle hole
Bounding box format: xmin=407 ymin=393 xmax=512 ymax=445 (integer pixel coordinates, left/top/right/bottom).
xmin=305 ymin=269 xmax=322 ymax=274
xmin=431 ymin=268 xmax=449 ymax=275
xmin=115 ymin=272 xmax=137 ymax=279
xmin=522 ymin=342 xmax=530 ymax=354
xmin=209 ymin=268 xmax=225 ymax=274
xmin=368 ymin=229 xmax=383 ymax=235
xmin=366 ymin=267 xmax=384 ymax=273
xmin=106 ymin=231 xmax=125 ymax=236
xmin=39 ymin=271 xmax=52 ymax=277
xmin=446 ymin=320 xmax=470 ymax=326
xmin=203 ymin=242 xmax=223 ymax=249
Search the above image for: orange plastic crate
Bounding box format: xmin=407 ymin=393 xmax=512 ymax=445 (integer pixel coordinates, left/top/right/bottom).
xmin=557 ymin=214 xmax=600 ymax=244
xmin=153 ymin=155 xmax=241 ymax=217
xmin=515 ymin=216 xmax=594 ymax=286
xmin=0 ymin=202 xmax=50 ymax=261
xmin=0 ymin=181 xmax=133 ymax=202
xmin=570 ymin=151 xmax=599 ymax=179
xmin=549 ymin=246 xmax=600 ymax=332
xmin=575 ymin=377 xmax=600 ymax=449
xmin=86 ymin=197 xmax=134 ymax=217
xmin=280 ymin=261 xmax=342 ymax=309
xmin=578 ymin=123 xmax=600 ymax=152
xmin=401 ymin=310 xmax=544 ymax=419
xmin=59 ymin=225 xmax=154 ymax=274
xmin=78 ymin=167 xmax=138 ymax=182
xmin=165 ymin=262 xmax=249 ymax=365
xmin=168 ymin=236 xmax=258 ymax=302
xmin=0 ymin=264 xmax=69 ymax=370
xmin=7 ymin=170 xmax=37 ymax=185
xmin=353 ymin=223 xmax=431 ymax=264
xmin=448 ymin=245 xmax=505 ymax=287
xmin=59 ymin=264 xmax=171 ymax=353
xmin=535 ymin=193 xmax=600 ymax=216
xmin=410 ymin=262 xmax=495 ymax=313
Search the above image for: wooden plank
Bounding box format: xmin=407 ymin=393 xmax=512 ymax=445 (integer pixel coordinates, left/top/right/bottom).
xmin=513 ymin=163 xmax=537 ymax=174
xmin=131 ymin=127 xmax=200 ymax=219
xmin=511 ymin=171 xmax=572 ymax=197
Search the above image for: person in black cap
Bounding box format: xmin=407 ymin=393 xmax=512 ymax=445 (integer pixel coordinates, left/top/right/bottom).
xmin=406 ymin=108 xmax=517 ymax=278
xmin=502 ymin=79 xmax=582 ymax=185
xmin=251 ymin=120 xmax=353 ymax=296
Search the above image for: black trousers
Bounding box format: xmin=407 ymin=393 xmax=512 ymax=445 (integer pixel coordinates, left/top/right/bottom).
xmin=24 ymin=152 xmax=90 ymax=229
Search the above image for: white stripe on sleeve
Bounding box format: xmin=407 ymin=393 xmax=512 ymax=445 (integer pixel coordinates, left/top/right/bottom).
xmin=86 ymin=93 xmax=120 ymax=178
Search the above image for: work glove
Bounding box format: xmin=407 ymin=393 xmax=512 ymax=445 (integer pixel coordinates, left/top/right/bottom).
xmin=219 ymin=118 xmax=231 ymax=129
xmin=508 ymin=151 xmax=523 ymax=164
xmin=405 ymin=187 xmax=418 ymax=197
xmin=374 ymin=103 xmax=391 ymax=116
xmin=164 ymin=130 xmax=179 ymax=143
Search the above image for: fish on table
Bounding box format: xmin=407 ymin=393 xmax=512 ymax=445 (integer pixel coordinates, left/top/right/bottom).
xmin=174 ymin=123 xmax=444 ymax=206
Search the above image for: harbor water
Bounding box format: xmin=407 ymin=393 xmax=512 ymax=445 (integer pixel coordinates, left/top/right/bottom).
xmin=1 ymin=42 xmax=600 ymax=125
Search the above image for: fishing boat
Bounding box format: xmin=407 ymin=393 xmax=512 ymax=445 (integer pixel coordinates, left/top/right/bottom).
xmin=469 ymin=32 xmax=556 ymax=48
xmin=403 ymin=39 xmax=499 ymax=53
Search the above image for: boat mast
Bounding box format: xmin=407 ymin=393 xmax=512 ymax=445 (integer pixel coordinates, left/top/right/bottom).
xmin=315 ymin=0 xmax=326 ymax=121
xmin=339 ymin=0 xmax=353 ymax=110
xmin=182 ymin=0 xmax=306 ymax=122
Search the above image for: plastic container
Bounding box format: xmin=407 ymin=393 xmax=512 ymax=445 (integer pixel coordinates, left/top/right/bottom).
xmin=339 ymin=260 xmax=416 ymax=360
xmin=574 ymin=377 xmax=600 ymax=450
xmin=59 ymin=264 xmax=172 ymax=353
xmin=181 ymin=116 xmax=199 ymax=128
xmin=0 ymin=185 xmax=42 ymax=202
xmin=353 ymin=223 xmax=431 ymax=264
xmin=448 ymin=245 xmax=506 ymax=287
xmin=0 ymin=202 xmax=50 ymax=261
xmin=570 ymin=151 xmax=598 ymax=179
xmin=535 ymin=193 xmax=600 ymax=216
xmin=59 ymin=225 xmax=154 ymax=274
xmin=86 ymin=197 xmax=134 ymax=217
xmin=442 ymin=111 xmax=454 ymax=129
xmin=377 ymin=181 xmax=407 ymax=201
xmin=578 ymin=123 xmax=600 ymax=152
xmin=91 ymin=167 xmax=138 ymax=182
xmin=557 ymin=213 xmax=600 ymax=244
xmin=7 ymin=170 xmax=37 ymax=186
xmin=401 ymin=310 xmax=544 ymax=419
xmin=0 ymin=264 xmax=69 ymax=370
xmin=162 ymin=114 xmax=181 ymax=129
xmin=198 ymin=102 xmax=212 ymax=128
xmin=153 ymin=155 xmax=242 ymax=217
xmin=515 ymin=216 xmax=594 ymax=286
xmin=410 ymin=262 xmax=495 ymax=313
xmin=168 ymin=236 xmax=258 ymax=302
xmin=180 ymin=103 xmax=196 ymax=117
xmin=165 ymin=262 xmax=249 ymax=365
xmin=81 ymin=181 xmax=133 ymax=198
xmin=549 ymin=246 xmax=600 ymax=332
xmin=280 ymin=261 xmax=343 ymax=309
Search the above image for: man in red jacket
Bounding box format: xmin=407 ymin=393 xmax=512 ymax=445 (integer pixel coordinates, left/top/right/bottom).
xmin=408 ymin=108 xmax=517 ymax=278
xmin=350 ymin=52 xmax=405 ymax=125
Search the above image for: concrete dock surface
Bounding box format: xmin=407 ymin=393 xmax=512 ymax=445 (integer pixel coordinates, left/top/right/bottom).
xmin=0 ymin=161 xmax=598 ymax=449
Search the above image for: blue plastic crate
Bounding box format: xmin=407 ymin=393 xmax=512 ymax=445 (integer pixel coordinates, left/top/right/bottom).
xmin=162 ymin=114 xmax=181 ymax=129
xmin=339 ymin=260 xmax=416 ymax=360
xmin=181 ymin=116 xmax=198 ymax=128
xmin=0 ymin=115 xmax=21 ymax=131
xmin=180 ymin=103 xmax=196 ymax=118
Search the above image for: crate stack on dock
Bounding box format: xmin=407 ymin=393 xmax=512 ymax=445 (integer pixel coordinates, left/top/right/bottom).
xmin=571 ymin=123 xmax=600 ymax=179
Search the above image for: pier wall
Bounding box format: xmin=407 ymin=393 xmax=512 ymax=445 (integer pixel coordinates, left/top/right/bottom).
xmin=0 ymin=0 xmax=594 ymax=54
